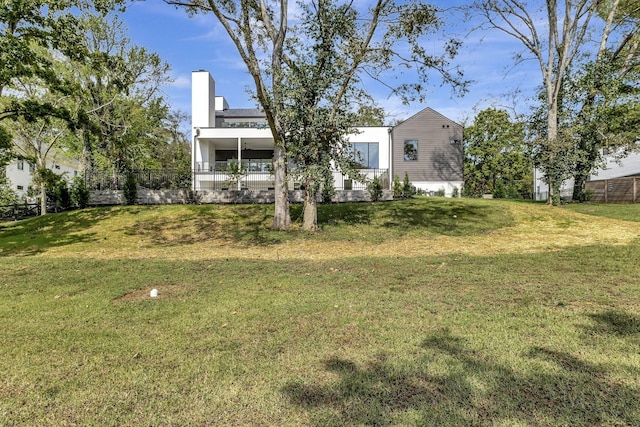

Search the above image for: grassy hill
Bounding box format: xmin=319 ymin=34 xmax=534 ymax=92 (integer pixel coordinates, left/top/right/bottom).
xmin=1 ymin=198 xmax=639 ymax=425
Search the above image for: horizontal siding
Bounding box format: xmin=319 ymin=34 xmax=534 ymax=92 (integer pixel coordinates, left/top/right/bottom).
xmin=392 ymin=108 xmax=463 ymax=182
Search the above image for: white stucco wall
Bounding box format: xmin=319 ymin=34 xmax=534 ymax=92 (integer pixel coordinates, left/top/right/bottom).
xmin=4 ymin=159 xmax=79 ymax=198
xmin=192 ymin=70 xmax=216 ymax=128
xmin=349 ymin=126 xmax=392 ymax=170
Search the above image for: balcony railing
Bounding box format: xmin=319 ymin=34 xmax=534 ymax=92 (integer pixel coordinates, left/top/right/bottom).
xmin=195 ymin=160 xmax=272 ymax=173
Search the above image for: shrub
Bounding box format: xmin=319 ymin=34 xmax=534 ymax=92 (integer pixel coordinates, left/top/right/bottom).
xmin=368 ymin=175 xmax=383 ymax=202
xmin=0 ymin=171 xmax=18 ymax=206
xmin=53 ymin=179 xmax=72 ymax=210
xmin=436 ymin=187 xmax=446 ymax=197
xmin=452 ymin=186 xmax=460 ymax=198
xmin=393 ymin=175 xmax=403 ymax=198
xmin=123 ymin=172 xmax=138 ymax=205
xmin=492 ymin=181 xmax=505 ymax=198
xmin=402 ymin=172 xmax=415 ymax=198
xmin=70 ymin=176 xmax=91 ymax=208
xmin=320 ymin=169 xmax=335 ymax=204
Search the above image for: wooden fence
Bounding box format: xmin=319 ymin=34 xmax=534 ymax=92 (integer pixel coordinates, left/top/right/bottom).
xmin=585 ymin=177 xmax=640 ymax=203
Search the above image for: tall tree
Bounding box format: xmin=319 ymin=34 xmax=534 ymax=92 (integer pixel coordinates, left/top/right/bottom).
xmin=168 ymin=0 xmax=465 ymax=230
xmin=68 ymin=14 xmax=175 ymax=177
xmin=474 ymin=0 xmax=602 ymax=204
xmin=0 ymin=0 xmax=123 ymax=122
xmin=464 ymin=108 xmax=532 ymax=198
xmin=5 ymin=73 xmax=78 ymax=215
xmin=566 ymin=0 xmax=640 ymax=200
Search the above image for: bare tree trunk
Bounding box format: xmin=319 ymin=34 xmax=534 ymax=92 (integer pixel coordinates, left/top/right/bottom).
xmin=546 ymin=99 xmax=558 ymax=205
xmin=40 ymin=181 xmax=47 ymax=216
xmin=302 ymin=178 xmax=318 ymax=232
xmin=272 ymin=144 xmax=291 ymax=230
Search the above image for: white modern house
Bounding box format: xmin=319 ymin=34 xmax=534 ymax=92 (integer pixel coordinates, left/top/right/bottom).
xmin=4 ymin=157 xmax=80 ymax=199
xmin=191 ymin=70 xmax=464 ymax=196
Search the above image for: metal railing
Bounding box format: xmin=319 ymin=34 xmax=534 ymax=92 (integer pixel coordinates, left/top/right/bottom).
xmin=85 ymin=170 xmax=192 ymax=191
xmin=85 ymin=168 xmax=389 ymax=192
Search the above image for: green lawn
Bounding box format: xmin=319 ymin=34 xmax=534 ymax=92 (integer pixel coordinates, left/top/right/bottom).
xmin=1 ymin=198 xmax=639 ymax=426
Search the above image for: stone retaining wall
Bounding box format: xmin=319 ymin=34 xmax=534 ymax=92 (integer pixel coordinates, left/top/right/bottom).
xmin=89 ymin=189 xmax=393 ymax=205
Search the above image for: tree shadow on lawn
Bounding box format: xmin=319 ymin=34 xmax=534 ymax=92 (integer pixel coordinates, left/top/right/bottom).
xmin=282 ymin=329 xmax=639 ymax=426
xmin=123 ymin=204 xmax=282 ymax=247
xmin=316 ymin=198 xmax=513 ymax=237
xmin=0 ymin=208 xmax=118 ymax=256
xmin=583 ymin=309 xmax=640 ymax=338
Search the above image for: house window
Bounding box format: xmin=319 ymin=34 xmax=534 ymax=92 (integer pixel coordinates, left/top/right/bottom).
xmin=17 ymin=185 xmax=24 ymax=190
xmin=352 ymin=143 xmax=379 ymax=169
xmin=404 ymin=140 xmax=418 ymax=161
xmin=28 ymin=164 xmax=35 ymax=173
xmin=17 ymin=161 xmax=24 ymax=170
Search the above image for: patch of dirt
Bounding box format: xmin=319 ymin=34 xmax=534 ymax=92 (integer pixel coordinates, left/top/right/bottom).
xmin=113 ymin=283 xmax=187 ymax=303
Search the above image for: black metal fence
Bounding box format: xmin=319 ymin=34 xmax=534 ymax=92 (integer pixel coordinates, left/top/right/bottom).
xmin=0 ymin=203 xmax=41 ymax=221
xmin=85 ymin=170 xmax=192 ymax=191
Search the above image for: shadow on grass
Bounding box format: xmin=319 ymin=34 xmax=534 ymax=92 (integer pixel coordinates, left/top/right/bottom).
xmin=586 ymin=310 xmax=640 ymax=336
xmin=0 ymin=208 xmax=118 ymax=256
xmin=282 ymin=329 xmax=639 ymax=426
xmin=317 ymin=198 xmax=514 ymax=237
xmin=123 ymin=204 xmax=283 ymax=247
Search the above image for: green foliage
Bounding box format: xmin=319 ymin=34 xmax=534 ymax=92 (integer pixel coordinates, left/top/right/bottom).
xmin=402 ymin=172 xmax=415 ymax=198
xmin=355 ymin=105 xmax=386 ymax=126
xmin=224 ymin=159 xmax=247 ymax=188
xmin=435 ymin=187 xmax=446 ymax=197
xmin=52 ymin=178 xmax=71 ymax=210
xmin=0 ymin=1 xmax=126 ymax=125
xmin=70 ymin=175 xmax=90 ymax=208
xmin=123 ymin=172 xmax=137 ymax=205
xmin=0 ymin=126 xmax=12 ymax=167
xmin=320 ymin=168 xmax=336 ymax=204
xmin=367 ymin=175 xmax=383 ymax=202
xmin=0 ymin=170 xmax=18 ymax=205
xmin=452 ymin=186 xmax=460 ymax=198
xmin=393 ymin=174 xmax=403 ymax=198
xmin=464 ymin=108 xmax=532 ymax=199
xmin=29 ymin=168 xmax=73 ymax=210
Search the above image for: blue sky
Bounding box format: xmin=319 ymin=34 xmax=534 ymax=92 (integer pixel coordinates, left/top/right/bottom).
xmin=121 ymin=1 xmax=542 ymax=126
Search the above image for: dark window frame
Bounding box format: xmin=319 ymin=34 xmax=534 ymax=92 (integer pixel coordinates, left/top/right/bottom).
xmin=404 ymin=140 xmax=418 ymax=161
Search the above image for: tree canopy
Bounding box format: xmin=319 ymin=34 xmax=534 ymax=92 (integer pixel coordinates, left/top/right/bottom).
xmin=464 ymin=108 xmax=532 ymax=199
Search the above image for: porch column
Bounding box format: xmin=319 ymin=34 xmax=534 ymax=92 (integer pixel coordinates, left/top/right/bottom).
xmin=237 ymin=137 xmax=242 ymax=190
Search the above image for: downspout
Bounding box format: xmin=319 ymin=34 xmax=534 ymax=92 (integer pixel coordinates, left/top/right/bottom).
xmin=193 ymin=127 xmax=200 ymax=191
